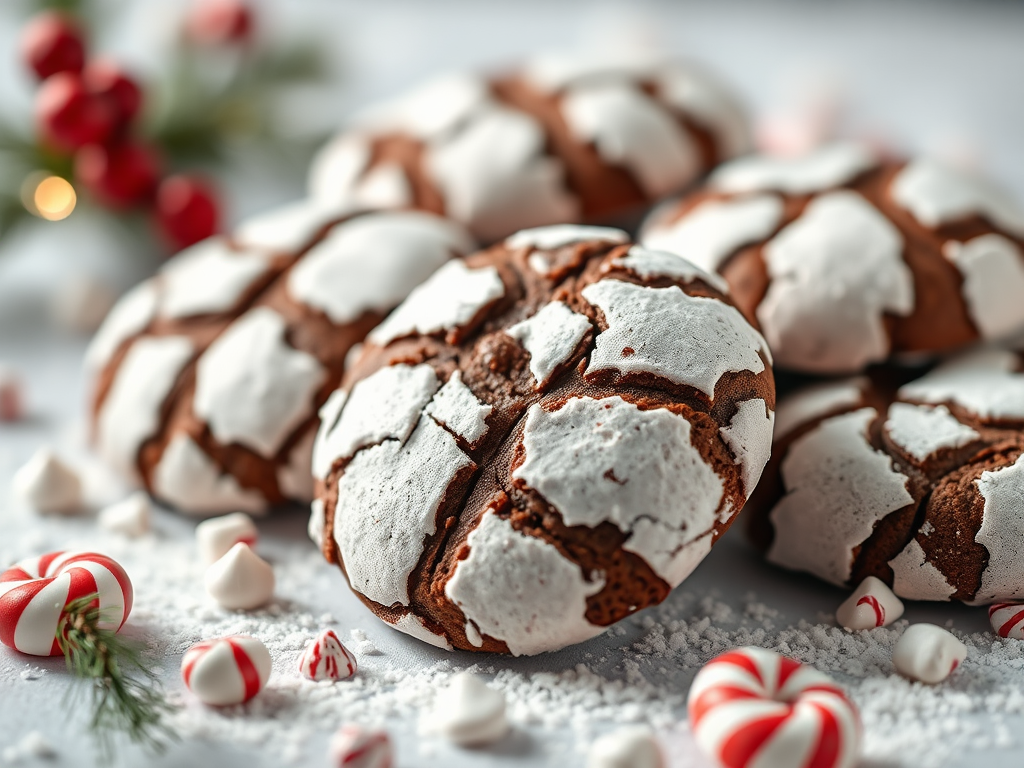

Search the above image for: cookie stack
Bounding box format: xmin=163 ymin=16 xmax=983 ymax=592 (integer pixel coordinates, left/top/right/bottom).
xmin=87 ymin=50 xmax=1024 ymax=654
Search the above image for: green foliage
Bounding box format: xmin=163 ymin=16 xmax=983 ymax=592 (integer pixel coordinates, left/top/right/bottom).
xmin=59 ymin=593 xmax=178 ymax=762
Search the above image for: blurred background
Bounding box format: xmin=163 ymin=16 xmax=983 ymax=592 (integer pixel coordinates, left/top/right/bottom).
xmin=1 ymin=0 xmax=1023 ymax=347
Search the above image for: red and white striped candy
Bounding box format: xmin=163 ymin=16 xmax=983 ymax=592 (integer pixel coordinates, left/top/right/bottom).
xmin=0 ymin=551 xmax=133 ymax=657
xmin=835 ymin=576 xmax=904 ymax=631
xmin=688 ymin=646 xmax=861 ymax=768
xmin=989 ymin=603 xmax=1024 ymax=640
xmin=330 ymin=725 xmax=392 ymax=768
xmin=299 ymin=629 xmax=357 ymax=681
xmin=181 ymin=635 xmax=272 ymax=706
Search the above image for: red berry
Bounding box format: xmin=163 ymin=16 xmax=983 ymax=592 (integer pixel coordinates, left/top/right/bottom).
xmin=185 ymin=0 xmax=254 ymax=45
xmin=155 ymin=175 xmax=221 ymax=249
xmin=75 ymin=141 xmax=161 ymax=208
xmin=35 ymin=72 xmax=114 ymax=152
xmin=83 ymin=59 xmax=142 ymax=126
xmin=20 ymin=11 xmax=85 ymax=80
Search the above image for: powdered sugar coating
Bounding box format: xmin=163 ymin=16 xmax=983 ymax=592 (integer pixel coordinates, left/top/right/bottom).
xmin=321 ymin=364 xmax=439 ymax=463
xmin=160 ymin=238 xmax=272 ymax=319
xmin=85 ymin=280 xmax=158 ymax=370
xmin=641 ymin=194 xmax=784 ymax=274
xmin=582 ymin=280 xmax=769 ymax=398
xmin=312 ymin=390 xmax=348 ymax=480
xmin=234 ymin=198 xmax=340 ymax=253
xmin=513 ymin=396 xmax=723 ymax=584
xmin=974 ymin=454 xmax=1024 ymax=603
xmin=656 ymin=62 xmax=752 ymax=159
xmin=194 ymin=308 xmax=326 ymax=457
xmin=444 ymin=509 xmax=605 ymax=656
xmin=884 ymin=403 xmax=980 ymax=461
xmin=610 ymin=245 xmax=729 ymax=293
xmin=506 ymin=302 xmax=592 ymax=388
xmin=888 ymin=538 xmax=956 ymax=601
xmin=711 ymin=142 xmax=878 ymax=195
xmin=333 ymin=415 xmax=472 ymax=607
xmin=427 ymin=107 xmax=578 ymax=243
xmin=288 ymin=212 xmax=473 ymax=324
xmin=369 ymin=261 xmax=505 ymax=346
xmin=423 ymin=372 xmax=492 ymax=444
xmin=276 ymin=428 xmax=316 ymax=502
xmin=307 ymin=135 xmax=372 ymax=212
xmin=768 ymin=408 xmax=914 ymax=585
xmin=758 ymin=191 xmax=913 ymax=373
xmin=942 ymin=235 xmax=1024 ymax=340
xmin=561 ymin=82 xmax=699 ymax=197
xmin=720 ymin=398 xmax=775 ymax=496
xmin=389 ymin=612 xmax=453 ymax=650
xmin=97 ymin=335 xmax=194 ymax=481
xmin=774 ymin=378 xmax=867 ymax=440
xmin=898 ymin=349 xmax=1024 ymax=422
xmin=891 ymin=159 xmax=1024 ymax=238
xmin=354 ymin=72 xmax=490 ymax=139
xmin=506 ymin=224 xmax=628 ymax=252
xmin=153 ymin=433 xmax=267 ymax=516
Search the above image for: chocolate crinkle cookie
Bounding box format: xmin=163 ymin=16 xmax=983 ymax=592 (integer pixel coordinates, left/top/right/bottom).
xmin=87 ymin=201 xmax=474 ymax=516
xmin=308 ymin=51 xmax=751 ymax=244
xmin=641 ymin=142 xmax=1024 ymax=374
xmin=310 ymin=225 xmax=775 ymax=655
xmin=747 ymin=347 xmax=1024 ymax=605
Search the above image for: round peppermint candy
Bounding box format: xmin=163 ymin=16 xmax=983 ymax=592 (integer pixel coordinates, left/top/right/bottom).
xmin=688 ymin=646 xmax=861 ymax=768
xmin=311 ymin=226 xmax=775 ymax=654
xmin=0 ymin=551 xmax=133 ymax=657
xmin=747 ymin=349 xmax=1024 ymax=605
xmin=181 ymin=634 xmax=272 ymax=706
xmin=88 ymin=205 xmax=474 ymax=517
xmin=641 ymin=143 xmax=1024 ymax=374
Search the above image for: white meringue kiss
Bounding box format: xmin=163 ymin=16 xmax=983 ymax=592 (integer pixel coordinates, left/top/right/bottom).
xmin=196 ymin=512 xmax=258 ymax=565
xmin=205 ymin=543 xmax=275 ymax=610
xmin=98 ymin=492 xmax=152 ymax=538
xmin=13 ymin=448 xmax=82 ymax=515
xmin=431 ymin=672 xmax=508 ymax=747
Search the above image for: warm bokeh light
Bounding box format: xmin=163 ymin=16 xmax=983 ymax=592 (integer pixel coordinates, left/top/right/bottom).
xmin=21 ymin=172 xmax=77 ymax=221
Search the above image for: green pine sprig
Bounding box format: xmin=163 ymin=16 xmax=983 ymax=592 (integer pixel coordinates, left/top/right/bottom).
xmin=58 ymin=593 xmax=178 ymax=762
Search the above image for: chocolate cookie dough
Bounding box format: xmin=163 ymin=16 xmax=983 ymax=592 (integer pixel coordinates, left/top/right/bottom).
xmin=641 ymin=143 xmax=1024 ymax=374
xmin=747 ymin=347 xmax=1024 ymax=604
xmin=87 ymin=202 xmax=474 ymax=516
xmin=311 ymin=225 xmax=775 ymax=654
xmin=309 ymin=52 xmax=751 ymax=243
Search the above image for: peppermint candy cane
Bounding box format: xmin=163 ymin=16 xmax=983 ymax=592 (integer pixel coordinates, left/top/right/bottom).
xmin=989 ymin=603 xmax=1024 ymax=640
xmin=181 ymin=635 xmax=272 ymax=706
xmin=688 ymin=646 xmax=861 ymax=768
xmin=0 ymin=551 xmax=133 ymax=656
xmin=299 ymin=629 xmax=357 ymax=681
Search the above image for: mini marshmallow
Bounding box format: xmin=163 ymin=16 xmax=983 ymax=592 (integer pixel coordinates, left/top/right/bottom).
xmin=0 ymin=367 xmax=24 ymax=422
xmin=181 ymin=635 xmax=272 ymax=706
xmin=329 ymin=725 xmax=392 ymax=768
xmin=196 ymin=512 xmax=259 ymax=565
xmin=587 ymin=726 xmax=664 ymax=768
xmin=205 ymin=543 xmax=275 ymax=610
xmin=298 ymin=629 xmax=357 ymax=681
xmin=431 ymin=672 xmax=509 ymax=747
xmin=892 ymin=624 xmax=967 ymax=684
xmin=13 ymin=449 xmax=82 ymax=515
xmin=98 ymin=492 xmax=152 ymax=538
xmin=836 ymin=576 xmax=905 ymax=630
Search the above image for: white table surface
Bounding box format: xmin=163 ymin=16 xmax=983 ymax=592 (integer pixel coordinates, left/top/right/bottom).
xmin=2 ymin=2 xmax=1024 ymax=766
